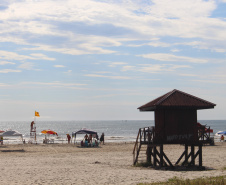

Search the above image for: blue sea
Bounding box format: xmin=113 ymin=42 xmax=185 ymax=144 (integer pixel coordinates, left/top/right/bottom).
xmin=0 ymin=120 xmax=225 ymax=144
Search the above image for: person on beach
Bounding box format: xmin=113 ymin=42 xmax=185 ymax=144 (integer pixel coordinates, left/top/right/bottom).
xmin=0 ymin=136 xmax=3 ymax=145
xmin=100 ymin=133 xmax=104 ymax=145
xmin=89 ymin=134 xmax=92 ymax=144
xmin=30 ymin=121 xmax=34 ymax=131
xmin=221 ymin=135 xmax=224 ymax=142
xmin=84 ymin=134 xmax=88 ymax=141
xmin=67 ymin=134 xmax=71 ymax=144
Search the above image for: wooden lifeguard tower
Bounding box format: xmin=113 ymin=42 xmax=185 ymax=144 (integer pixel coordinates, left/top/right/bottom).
xmin=29 ymin=111 xmax=40 ymax=144
xmin=133 ymin=89 xmax=216 ymax=169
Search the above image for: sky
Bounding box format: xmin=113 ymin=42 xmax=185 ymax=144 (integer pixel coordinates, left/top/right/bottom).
xmin=0 ymin=0 xmax=226 ymax=121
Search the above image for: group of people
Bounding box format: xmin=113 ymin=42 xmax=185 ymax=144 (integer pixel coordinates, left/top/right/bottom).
xmin=0 ymin=131 xmax=105 ymax=145
xmin=65 ymin=131 xmax=105 ymax=147
xmin=79 ymin=132 xmax=104 ymax=147
xmin=57 ymin=132 xmax=105 ymax=145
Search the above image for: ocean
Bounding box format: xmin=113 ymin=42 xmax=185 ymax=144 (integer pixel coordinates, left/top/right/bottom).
xmin=0 ymin=120 xmax=225 ymax=144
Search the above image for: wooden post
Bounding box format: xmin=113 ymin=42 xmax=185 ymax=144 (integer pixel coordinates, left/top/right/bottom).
xmin=144 ymin=128 xmax=146 ymax=142
xmin=147 ymin=146 xmax=151 ymax=163
xmin=150 ymin=147 xmax=152 ymax=165
xmin=160 ymin=144 xmax=163 ymax=167
xmin=185 ymin=144 xmax=188 ymax=165
xmin=199 ymin=144 xmax=202 ymax=167
xmin=191 ymin=145 xmax=195 ymax=166
xmin=139 ymin=129 xmax=141 ymax=143
xmin=153 ymin=146 xmax=157 ymax=167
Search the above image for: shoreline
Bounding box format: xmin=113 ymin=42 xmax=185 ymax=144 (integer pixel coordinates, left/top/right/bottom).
xmin=0 ymin=142 xmax=226 ymax=184
xmin=1 ymin=133 xmax=224 ymax=145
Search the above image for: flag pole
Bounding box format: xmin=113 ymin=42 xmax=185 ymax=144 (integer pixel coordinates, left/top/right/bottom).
xmin=34 ymin=113 xmax=36 ymax=141
xmin=34 ymin=111 xmax=38 ymax=142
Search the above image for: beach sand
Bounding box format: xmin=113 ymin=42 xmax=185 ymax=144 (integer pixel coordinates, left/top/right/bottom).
xmin=0 ymin=142 xmax=225 ymax=185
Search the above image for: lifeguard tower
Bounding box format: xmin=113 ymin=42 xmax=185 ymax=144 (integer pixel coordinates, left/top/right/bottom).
xmin=30 ymin=121 xmax=36 ymax=142
xmin=29 ymin=111 xmax=40 ymax=144
xmin=133 ymin=89 xmax=216 ymax=169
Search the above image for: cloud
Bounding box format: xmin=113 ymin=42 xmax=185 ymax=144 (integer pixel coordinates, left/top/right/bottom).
xmin=148 ymin=0 xmax=216 ymax=18
xmin=138 ymin=53 xmax=208 ymax=63
xmin=122 ymin=64 xmax=190 ymax=73
xmin=54 ymin=65 xmax=65 ymax=68
xmin=95 ymin=71 xmax=113 ymax=74
xmin=30 ymin=53 xmax=55 ymax=61
xmin=121 ymin=66 xmax=136 ymax=71
xmin=20 ymin=81 xmax=88 ymax=89
xmin=0 ymin=50 xmax=34 ymax=60
xmin=0 ymin=50 xmax=55 ymax=62
xmin=171 ymin=49 xmax=181 ymax=52
xmin=129 ymin=41 xmax=171 ymax=48
xmin=108 ymin=62 xmax=128 ymax=67
xmin=18 ymin=61 xmax=35 ymax=70
xmin=64 ymin=70 xmax=72 ymax=74
xmin=178 ymin=41 xmax=226 ymax=53
xmin=85 ymin=74 xmax=131 ymax=79
xmin=0 ymin=69 xmax=21 ymax=73
xmin=192 ymin=79 xmax=226 ymax=84
xmin=0 ymin=0 xmax=225 ymax=55
xmin=0 ymin=83 xmax=11 ymax=87
xmin=179 ymin=73 xmax=198 ymax=77
xmin=0 ymin=61 xmax=15 ymax=65
xmin=23 ymin=42 xmax=116 ymax=55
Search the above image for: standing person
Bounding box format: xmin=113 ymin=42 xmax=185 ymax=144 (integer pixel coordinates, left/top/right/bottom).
xmin=67 ymin=134 xmax=71 ymax=144
xmin=100 ymin=133 xmax=105 ymax=145
xmin=221 ymin=135 xmax=224 ymax=142
xmin=84 ymin=134 xmax=88 ymax=141
xmin=89 ymin=134 xmax=92 ymax=144
xmin=0 ymin=136 xmax=3 ymax=145
xmin=30 ymin=121 xmax=34 ymax=131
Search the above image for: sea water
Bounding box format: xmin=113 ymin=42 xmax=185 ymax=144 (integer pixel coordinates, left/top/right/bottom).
xmin=0 ymin=120 xmax=225 ymax=144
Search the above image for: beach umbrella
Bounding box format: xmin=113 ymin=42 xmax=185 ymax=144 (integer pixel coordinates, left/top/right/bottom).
xmin=0 ymin=130 xmax=5 ymax=133
xmin=41 ymin=129 xmax=58 ymax=136
xmin=218 ymin=131 xmax=226 ymax=135
xmin=0 ymin=130 xmax=23 ymax=143
xmin=72 ymin=129 xmax=97 ymax=135
xmin=0 ymin=130 xmax=22 ymax=136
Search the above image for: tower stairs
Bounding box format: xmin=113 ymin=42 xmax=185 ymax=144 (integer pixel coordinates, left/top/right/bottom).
xmin=133 ymin=127 xmax=154 ymax=165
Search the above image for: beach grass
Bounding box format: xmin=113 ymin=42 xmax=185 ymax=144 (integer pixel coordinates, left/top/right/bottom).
xmin=137 ymin=175 xmax=226 ymax=185
xmin=134 ymin=162 xmax=152 ymax=167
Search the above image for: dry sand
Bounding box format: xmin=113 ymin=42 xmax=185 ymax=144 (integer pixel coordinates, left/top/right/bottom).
xmin=0 ymin=142 xmax=225 ymax=185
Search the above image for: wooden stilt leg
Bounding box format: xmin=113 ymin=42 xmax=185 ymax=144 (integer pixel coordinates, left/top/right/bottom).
xmin=199 ymin=144 xmax=202 ymax=167
xmin=160 ymin=145 xmax=163 ymax=167
xmin=150 ymin=147 xmax=152 ymax=165
xmin=191 ymin=145 xmax=195 ymax=166
xmin=163 ymin=152 xmax=173 ymax=167
xmin=185 ymin=144 xmax=188 ymax=164
xmin=153 ymin=146 xmax=156 ymax=167
xmin=147 ymin=146 xmax=151 ymax=163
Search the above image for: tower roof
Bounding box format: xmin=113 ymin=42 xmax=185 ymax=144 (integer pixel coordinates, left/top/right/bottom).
xmin=138 ymin=89 xmax=216 ymax=111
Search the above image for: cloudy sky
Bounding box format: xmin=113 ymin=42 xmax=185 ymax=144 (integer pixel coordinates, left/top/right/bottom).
xmin=0 ymin=0 xmax=226 ymax=121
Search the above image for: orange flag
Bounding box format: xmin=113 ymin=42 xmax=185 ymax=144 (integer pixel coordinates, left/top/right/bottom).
xmin=35 ymin=111 xmax=40 ymax=117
